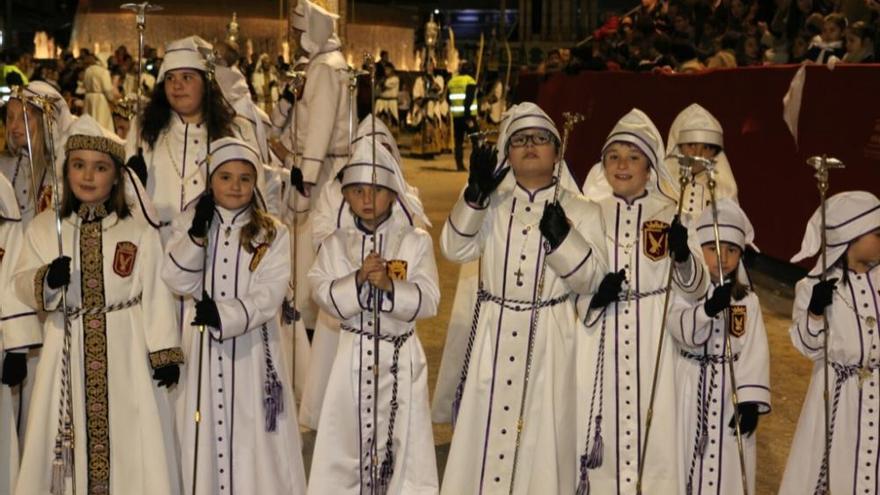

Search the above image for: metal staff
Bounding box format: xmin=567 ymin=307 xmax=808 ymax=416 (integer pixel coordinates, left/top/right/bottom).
xmin=120 ymin=2 xmax=163 ymax=149
xmin=12 ymin=87 xmax=42 ymax=212
xmin=32 ymin=92 xmax=78 ymax=495
xmin=807 ymin=154 xmax=845 ymax=495
xmin=507 ymin=111 xmax=584 ymax=494
xmin=191 ymin=50 xmax=217 ymax=495
xmin=364 ymin=51 xmax=382 ymax=494
xmin=706 ymin=162 xmax=750 ymax=495
xmin=636 ymin=154 xmax=699 ymax=494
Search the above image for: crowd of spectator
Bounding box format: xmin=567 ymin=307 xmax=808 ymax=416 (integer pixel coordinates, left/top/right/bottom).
xmin=555 ymin=0 xmax=880 ymax=73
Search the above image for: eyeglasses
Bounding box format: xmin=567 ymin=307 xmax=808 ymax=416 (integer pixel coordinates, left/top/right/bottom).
xmin=508 ymin=130 xmax=554 ymax=148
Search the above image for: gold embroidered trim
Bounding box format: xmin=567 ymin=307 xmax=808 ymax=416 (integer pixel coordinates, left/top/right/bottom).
xmin=149 ymin=348 xmax=185 ymax=369
xmin=65 ymin=134 xmax=125 ymax=164
xmin=77 ymin=202 xmax=109 ymax=222
xmin=34 ymin=265 xmax=49 ymax=312
xmin=80 ymin=220 xmax=111 ymax=493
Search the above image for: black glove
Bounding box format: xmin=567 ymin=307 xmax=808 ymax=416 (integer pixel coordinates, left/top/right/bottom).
xmin=290 ymin=166 xmax=306 ymax=195
xmin=188 ymin=194 xmax=215 ymax=239
xmin=667 ymin=215 xmax=690 ymax=263
xmin=192 ymin=291 xmax=221 ymax=329
xmin=152 ymin=364 xmax=180 ymax=388
xmin=808 ymin=278 xmax=838 ymax=316
xmin=539 ymin=202 xmax=570 ymax=251
xmin=1 ymin=352 xmax=27 ymax=386
xmin=463 ymin=144 xmax=508 ymax=205
xmin=46 ymin=256 xmax=72 ymax=290
xmin=728 ymin=401 xmax=760 ymax=436
xmin=281 ymin=85 xmax=296 ymax=104
xmin=126 ymin=148 xmax=148 ymax=186
xmin=704 ymin=282 xmax=734 ymax=318
xmin=589 ymin=270 xmax=627 ymax=309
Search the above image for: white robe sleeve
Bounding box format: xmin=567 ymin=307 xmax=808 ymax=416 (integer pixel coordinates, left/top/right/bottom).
xmin=672 ymin=228 xmax=709 ymax=302
xmin=13 ymin=221 xmax=62 ymax=314
xmin=162 ymin=212 xmax=207 ymax=298
xmin=213 ymin=227 xmax=291 ymax=340
xmin=734 ymin=295 xmax=771 ymax=412
xmin=383 ymin=230 xmax=439 ymax=324
xmin=0 ymin=221 xmax=42 ymax=351
xmin=440 ymin=190 xmax=489 ymax=264
xmin=789 ymin=277 xmax=826 ymax=360
xmin=300 ymin=64 xmax=342 ymax=184
xmin=309 ymin=234 xmax=365 ymax=320
xmin=668 ymin=291 xmax=716 ymax=349
xmin=139 ymin=227 xmax=184 ymax=369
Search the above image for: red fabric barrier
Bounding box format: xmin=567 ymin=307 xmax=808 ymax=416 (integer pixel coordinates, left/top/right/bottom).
xmin=516 ymin=65 xmax=880 ymax=262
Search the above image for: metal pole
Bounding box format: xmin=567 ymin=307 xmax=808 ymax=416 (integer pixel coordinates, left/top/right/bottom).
xmin=706 ymin=163 xmax=750 ymax=495
xmin=120 ymin=3 xmax=163 ymax=150
xmin=636 ymin=155 xmax=697 ymax=494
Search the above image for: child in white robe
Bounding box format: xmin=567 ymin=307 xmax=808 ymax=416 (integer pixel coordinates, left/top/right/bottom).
xmin=162 ymin=137 xmax=306 ymax=495
xmin=307 ymin=138 xmax=439 ymax=494
xmin=780 ymin=191 xmax=880 ymax=495
xmin=669 ymin=199 xmax=770 ymax=495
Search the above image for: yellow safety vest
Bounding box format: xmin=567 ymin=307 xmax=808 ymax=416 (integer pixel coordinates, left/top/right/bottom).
xmin=448 ymin=74 xmax=477 ymax=118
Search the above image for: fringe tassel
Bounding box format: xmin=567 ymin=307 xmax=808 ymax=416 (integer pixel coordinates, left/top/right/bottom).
xmin=50 ymin=437 xmax=65 ymax=495
xmin=575 ymin=469 xmax=590 ymax=495
xmin=697 ymin=428 xmax=708 ymax=457
xmin=264 ymin=374 xmax=284 ymax=432
xmin=585 ymin=415 xmax=604 ymax=469
xmin=375 ymin=454 xmax=395 ymax=495
xmin=686 ymin=477 xmax=693 ymax=495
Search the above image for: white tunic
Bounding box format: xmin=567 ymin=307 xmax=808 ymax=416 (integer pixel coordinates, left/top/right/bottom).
xmin=440 ymin=182 xmax=607 ymax=494
xmin=0 ymin=201 xmax=29 ymax=495
xmin=574 ymin=192 xmax=708 ymax=495
xmin=780 ymin=266 xmax=880 ymax=495
xmin=670 ymin=284 xmax=771 ymax=494
xmin=11 ymin=208 xmax=183 ymax=495
xmin=307 ymin=214 xmax=440 ymax=494
xmin=0 ymin=152 xmax=55 ymax=225
xmin=163 ymin=205 xmax=307 ymax=495
xmin=82 ymin=64 xmax=116 ymax=132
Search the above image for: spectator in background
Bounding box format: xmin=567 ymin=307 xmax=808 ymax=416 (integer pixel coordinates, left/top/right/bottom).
xmin=739 ymin=33 xmax=766 ymax=64
xmin=708 ymin=31 xmax=742 ymax=67
xmin=841 ymin=20 xmax=876 ymax=61
xmin=806 ymin=12 xmax=847 ymax=62
xmin=2 ymin=49 xmax=29 ymax=86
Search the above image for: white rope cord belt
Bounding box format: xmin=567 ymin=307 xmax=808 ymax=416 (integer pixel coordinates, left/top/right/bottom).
xmin=64 ymin=293 xmax=143 ymax=319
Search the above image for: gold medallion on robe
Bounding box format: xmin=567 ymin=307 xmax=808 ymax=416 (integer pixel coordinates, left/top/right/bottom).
xmin=113 ymin=241 xmax=137 ymax=277
xmin=730 ymin=305 xmax=747 ymax=337
xmin=642 ymin=220 xmax=670 ymax=261
xmin=250 ymin=243 xmax=270 ymax=272
xmin=386 ymin=259 xmax=408 ymax=281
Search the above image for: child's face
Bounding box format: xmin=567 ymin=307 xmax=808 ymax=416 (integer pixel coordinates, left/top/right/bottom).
xmin=822 ymin=20 xmax=843 ymax=42
xmin=603 ymin=142 xmax=651 ymax=199
xmin=507 ymin=129 xmax=559 ymax=184
xmin=702 ymin=242 xmax=743 ymax=282
xmin=210 ymin=160 xmax=256 ymax=210
xmin=67 ymin=149 xmax=118 ymax=205
xmin=848 ymin=228 xmax=880 ymax=268
xmin=679 ymin=142 xmax=720 ymax=174
xmin=846 ymin=32 xmax=865 ymax=55
xmin=342 ymin=184 xmax=396 ymax=224
xmin=164 ymin=69 xmax=205 ymax=118
xmin=4 ymin=99 xmax=42 ymax=151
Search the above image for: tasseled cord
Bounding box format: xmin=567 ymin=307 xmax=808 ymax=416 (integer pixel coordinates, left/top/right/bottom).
xmin=50 ymin=426 xmax=74 ymax=495
xmin=451 ymin=384 xmax=464 ymax=428
xmin=575 ymin=415 xmax=604 ymax=495
xmin=261 ymin=325 xmax=284 ymax=432
xmin=375 ymin=454 xmax=395 ymax=495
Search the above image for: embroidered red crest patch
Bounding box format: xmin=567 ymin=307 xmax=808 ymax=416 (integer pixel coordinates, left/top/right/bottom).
xmin=113 ymin=241 xmax=137 ymax=277
xmin=642 ymin=220 xmax=670 ymax=261
xmin=731 ymin=305 xmax=747 ymax=337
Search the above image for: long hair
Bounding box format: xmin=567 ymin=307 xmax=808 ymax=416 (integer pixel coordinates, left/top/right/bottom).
xmin=240 ymin=196 xmax=277 ymax=254
xmin=59 ymin=155 xmax=131 ymax=219
xmin=140 ymin=71 xmax=236 ymax=149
